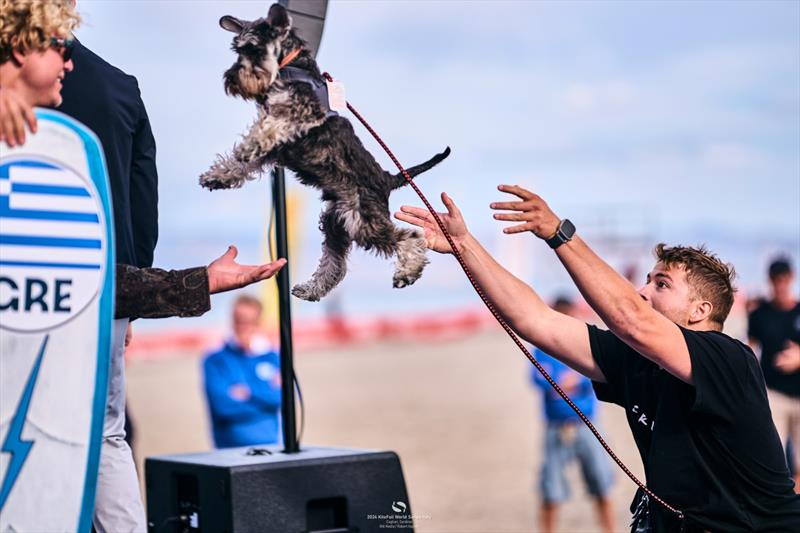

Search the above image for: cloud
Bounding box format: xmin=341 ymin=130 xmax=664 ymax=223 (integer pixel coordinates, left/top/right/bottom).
xmin=561 ymin=81 xmax=638 ymax=114
xmin=701 ymin=143 xmax=767 ymax=172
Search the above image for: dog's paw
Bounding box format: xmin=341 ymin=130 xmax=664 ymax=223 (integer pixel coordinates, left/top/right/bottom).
xmin=292 ymin=283 xmax=321 ymax=302
xmin=393 ymin=271 xmax=422 ymax=289
xmin=199 ymin=170 xmax=231 ymax=190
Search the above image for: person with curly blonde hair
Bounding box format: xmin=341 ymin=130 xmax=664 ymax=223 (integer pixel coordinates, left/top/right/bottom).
xmin=0 ymin=0 xmax=79 ymax=145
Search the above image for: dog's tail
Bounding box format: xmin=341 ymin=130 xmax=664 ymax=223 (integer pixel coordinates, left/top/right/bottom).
xmin=391 ymin=147 xmax=451 ymax=189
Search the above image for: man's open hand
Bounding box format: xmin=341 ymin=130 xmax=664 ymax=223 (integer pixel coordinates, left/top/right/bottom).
xmin=490 ymin=184 xmax=560 ymax=239
xmin=207 ymin=245 xmax=287 ymax=294
xmin=394 ymin=192 xmax=469 ymax=254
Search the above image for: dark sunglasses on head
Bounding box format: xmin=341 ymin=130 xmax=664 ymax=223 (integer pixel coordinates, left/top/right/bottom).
xmin=49 ymin=37 xmax=75 ymax=62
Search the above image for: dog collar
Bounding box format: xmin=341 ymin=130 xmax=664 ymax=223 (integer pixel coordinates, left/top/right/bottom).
xmin=279 ymin=48 xmax=302 ymax=69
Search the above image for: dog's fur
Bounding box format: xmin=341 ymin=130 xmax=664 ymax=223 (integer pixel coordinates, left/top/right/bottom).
xmin=200 ymin=4 xmax=450 ymax=301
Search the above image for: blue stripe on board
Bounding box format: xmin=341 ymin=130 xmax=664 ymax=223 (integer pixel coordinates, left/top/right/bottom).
xmin=0 ymin=260 xmax=100 ymax=270
xmin=0 ymin=197 xmax=99 ymax=223
xmin=0 ymin=160 xmax=58 ymax=179
xmin=0 ymin=235 xmax=101 ymax=249
xmin=11 ymin=183 xmax=90 ymax=197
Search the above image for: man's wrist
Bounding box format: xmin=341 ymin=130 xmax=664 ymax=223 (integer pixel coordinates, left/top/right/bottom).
xmin=205 ymin=265 xmax=219 ymax=294
xmin=541 ymin=220 xmax=560 ymax=240
xmin=545 ymin=219 xmax=576 ymax=249
xmin=457 ymin=233 xmax=478 ymax=256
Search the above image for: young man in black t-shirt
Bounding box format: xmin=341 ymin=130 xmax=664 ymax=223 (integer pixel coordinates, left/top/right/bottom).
xmin=396 ymin=186 xmax=800 ymax=532
xmin=748 ymin=258 xmax=800 ymax=491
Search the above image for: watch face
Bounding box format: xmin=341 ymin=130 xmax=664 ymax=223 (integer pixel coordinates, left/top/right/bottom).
xmin=561 ymin=219 xmax=576 ymax=239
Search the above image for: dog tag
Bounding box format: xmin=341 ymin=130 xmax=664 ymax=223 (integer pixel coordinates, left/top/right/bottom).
xmin=326 ymin=79 xmax=347 ymax=112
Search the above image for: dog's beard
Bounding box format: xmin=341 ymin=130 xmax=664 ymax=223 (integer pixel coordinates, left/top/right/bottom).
xmin=224 ymin=66 xmax=275 ymax=99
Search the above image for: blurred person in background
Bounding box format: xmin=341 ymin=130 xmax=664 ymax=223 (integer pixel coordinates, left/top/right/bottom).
xmin=203 ymin=295 xmax=282 ymax=448
xmin=531 ymin=296 xmax=614 ymax=533
xmin=748 ymin=257 xmax=800 ymax=491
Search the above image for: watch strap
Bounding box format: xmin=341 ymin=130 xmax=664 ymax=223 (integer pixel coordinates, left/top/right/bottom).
xmin=546 ymin=219 xmax=575 ymax=249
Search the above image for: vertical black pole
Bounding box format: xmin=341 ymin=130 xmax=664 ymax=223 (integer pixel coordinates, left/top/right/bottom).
xmin=272 ymin=167 xmax=298 ymax=453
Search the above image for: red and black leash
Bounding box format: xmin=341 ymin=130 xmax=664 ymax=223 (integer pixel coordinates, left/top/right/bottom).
xmin=321 ymin=71 xmax=685 ymax=523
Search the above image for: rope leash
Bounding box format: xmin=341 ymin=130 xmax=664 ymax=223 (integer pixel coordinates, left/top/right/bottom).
xmin=321 ymin=71 xmax=684 ymax=522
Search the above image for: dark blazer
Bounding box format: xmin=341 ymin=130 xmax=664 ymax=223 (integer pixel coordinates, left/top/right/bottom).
xmin=57 ymin=41 xmax=159 ymax=267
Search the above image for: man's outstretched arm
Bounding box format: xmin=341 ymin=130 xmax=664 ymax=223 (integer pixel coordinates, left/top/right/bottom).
xmin=116 ymin=246 xmax=286 ymax=320
xmin=491 ymin=185 xmax=692 ymax=383
xmin=395 ymin=193 xmax=603 ymax=381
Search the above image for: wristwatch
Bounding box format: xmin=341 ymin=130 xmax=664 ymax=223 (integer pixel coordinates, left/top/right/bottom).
xmin=545 ymin=219 xmax=576 ymax=249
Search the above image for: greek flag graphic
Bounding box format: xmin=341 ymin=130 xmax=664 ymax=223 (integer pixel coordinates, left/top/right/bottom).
xmin=0 ymin=159 xmax=102 ymax=271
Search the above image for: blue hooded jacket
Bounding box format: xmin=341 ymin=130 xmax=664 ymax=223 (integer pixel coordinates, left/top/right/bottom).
xmin=203 ymin=340 xmax=282 ymax=448
xmin=530 ymin=348 xmax=596 ymax=422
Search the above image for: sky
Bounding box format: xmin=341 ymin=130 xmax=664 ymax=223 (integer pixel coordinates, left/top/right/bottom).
xmin=71 ymin=0 xmax=800 ymax=328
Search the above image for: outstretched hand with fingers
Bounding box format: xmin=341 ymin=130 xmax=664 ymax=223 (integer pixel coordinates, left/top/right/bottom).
xmin=394 ymin=192 xmax=469 ymax=255
xmin=490 ymin=184 xmax=561 ymax=239
xmin=207 ymin=245 xmax=287 ymax=294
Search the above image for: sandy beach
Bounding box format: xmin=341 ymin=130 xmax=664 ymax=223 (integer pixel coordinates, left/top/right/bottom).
xmin=128 ymin=328 xmax=646 ymax=533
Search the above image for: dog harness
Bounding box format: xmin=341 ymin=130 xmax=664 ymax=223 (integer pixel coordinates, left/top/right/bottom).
xmin=279 ymin=66 xmax=339 ymax=119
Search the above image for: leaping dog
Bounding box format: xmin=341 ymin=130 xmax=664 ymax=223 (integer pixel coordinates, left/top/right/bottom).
xmin=200 ymin=3 xmax=450 ymax=302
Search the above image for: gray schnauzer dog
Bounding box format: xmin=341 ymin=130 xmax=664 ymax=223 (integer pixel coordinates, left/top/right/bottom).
xmin=200 ymin=3 xmax=450 ymax=302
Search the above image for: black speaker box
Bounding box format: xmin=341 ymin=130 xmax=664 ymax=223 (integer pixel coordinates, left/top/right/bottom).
xmin=145 ymin=446 xmax=414 ymax=533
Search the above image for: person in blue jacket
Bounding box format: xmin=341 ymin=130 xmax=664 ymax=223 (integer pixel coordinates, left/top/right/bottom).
xmin=530 ymin=297 xmax=615 ymax=533
xmin=203 ymin=295 xmax=282 ymax=448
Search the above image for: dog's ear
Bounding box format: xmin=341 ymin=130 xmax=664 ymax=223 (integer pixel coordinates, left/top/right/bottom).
xmin=266 ymin=3 xmax=291 ymax=30
xmin=220 ymin=15 xmax=246 ymax=34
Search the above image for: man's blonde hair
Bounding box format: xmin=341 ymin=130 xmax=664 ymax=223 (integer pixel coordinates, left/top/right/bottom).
xmin=234 ymin=294 xmax=264 ymax=315
xmin=0 ymin=0 xmax=80 ymax=63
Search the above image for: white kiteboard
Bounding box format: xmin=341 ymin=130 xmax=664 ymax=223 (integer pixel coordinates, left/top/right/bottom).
xmin=0 ymin=109 xmax=114 ymax=532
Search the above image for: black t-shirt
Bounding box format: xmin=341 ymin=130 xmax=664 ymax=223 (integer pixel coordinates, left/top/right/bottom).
xmin=747 ymin=301 xmax=800 ymax=398
xmin=589 ymin=325 xmax=800 ymax=532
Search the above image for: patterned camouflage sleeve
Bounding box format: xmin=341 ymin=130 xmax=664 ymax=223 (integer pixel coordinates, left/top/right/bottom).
xmin=114 ymin=264 xmax=211 ymax=320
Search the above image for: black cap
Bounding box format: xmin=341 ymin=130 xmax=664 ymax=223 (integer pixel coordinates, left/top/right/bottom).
xmin=553 ymin=295 xmax=573 ymax=309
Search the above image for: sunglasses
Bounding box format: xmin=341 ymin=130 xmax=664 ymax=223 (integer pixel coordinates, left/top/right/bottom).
xmin=49 ymin=37 xmax=75 ymax=62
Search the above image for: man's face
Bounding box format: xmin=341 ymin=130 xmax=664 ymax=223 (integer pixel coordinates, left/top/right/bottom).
xmin=17 ymin=46 xmax=73 ymax=107
xmin=638 ymin=262 xmax=696 ymax=326
xmin=769 ymin=272 xmax=794 ymax=297
xmin=232 ymin=303 xmax=261 ymax=350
